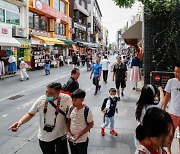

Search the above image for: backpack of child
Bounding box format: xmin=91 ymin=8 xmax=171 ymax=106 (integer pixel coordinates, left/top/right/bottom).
xmin=69 ymin=105 xmax=89 ymax=126
xmin=101 ymin=97 xmax=110 ymax=111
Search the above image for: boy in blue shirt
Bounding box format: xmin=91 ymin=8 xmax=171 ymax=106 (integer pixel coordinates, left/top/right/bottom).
xmin=90 ymin=59 xmax=102 ymax=95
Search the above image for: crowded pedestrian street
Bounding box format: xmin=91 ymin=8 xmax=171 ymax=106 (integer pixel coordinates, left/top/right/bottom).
xmin=0 ymin=55 xmax=178 ymax=154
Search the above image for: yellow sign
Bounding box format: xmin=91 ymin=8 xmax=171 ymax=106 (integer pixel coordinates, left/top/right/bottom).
xmin=21 ymin=44 xmax=30 ymax=48
xmin=24 ymin=49 xmax=31 ymax=62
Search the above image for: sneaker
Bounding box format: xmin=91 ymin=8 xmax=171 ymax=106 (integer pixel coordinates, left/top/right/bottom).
xmin=101 ymin=128 xmax=105 ymax=136
xmin=94 ymin=92 xmax=97 ymax=95
xmin=132 ymin=87 xmax=136 ymax=90
xmin=26 ymin=77 xmax=29 ymax=80
xmin=117 ymin=97 xmax=120 ymax=101
xmin=121 ymin=92 xmax=124 ymax=97
xmin=110 ymin=129 xmax=118 ymax=136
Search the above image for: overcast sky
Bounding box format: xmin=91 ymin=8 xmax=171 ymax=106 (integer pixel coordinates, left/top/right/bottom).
xmin=97 ymin=0 xmax=141 ymax=43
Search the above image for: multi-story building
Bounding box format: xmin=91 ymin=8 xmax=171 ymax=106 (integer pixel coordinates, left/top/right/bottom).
xmin=29 ymin=0 xmax=72 ymax=68
xmin=0 ymin=0 xmax=29 ymax=72
xmin=87 ymin=0 xmax=103 ymax=48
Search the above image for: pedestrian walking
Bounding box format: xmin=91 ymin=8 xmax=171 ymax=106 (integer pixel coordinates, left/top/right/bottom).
xmin=135 ymin=107 xmax=174 ymax=154
xmin=135 ymin=84 xmax=165 ymax=147
xmin=90 ymin=59 xmax=102 ymax=95
xmin=8 ymin=82 xmax=72 ymax=154
xmin=0 ymin=56 xmax=5 ymax=79
xmin=59 ymin=55 xmax=64 ymax=66
xmin=101 ymin=88 xmax=118 ymax=136
xmin=19 ymin=58 xmax=29 ymax=81
xmin=44 ymin=56 xmax=51 ymax=75
xmin=72 ymin=53 xmax=78 ymax=68
xmin=162 ymin=62 xmax=180 ymax=154
xmin=130 ymin=53 xmax=141 ymax=90
xmin=100 ymin=55 xmax=110 ymax=83
xmin=112 ymin=56 xmax=127 ymax=101
xmin=8 ymin=54 xmax=17 ymax=74
xmin=61 ymin=68 xmax=80 ymax=96
xmin=81 ymin=54 xmax=86 ymax=67
xmin=66 ymin=89 xmax=94 ymax=154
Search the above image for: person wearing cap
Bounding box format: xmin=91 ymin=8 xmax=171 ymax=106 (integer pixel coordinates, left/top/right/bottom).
xmin=112 ymin=56 xmax=127 ymax=101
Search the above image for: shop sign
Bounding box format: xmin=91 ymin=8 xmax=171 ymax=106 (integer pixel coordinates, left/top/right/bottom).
xmin=0 ymin=23 xmax=12 ymax=37
xmin=150 ymin=71 xmax=174 ymax=88
xmin=31 ymin=29 xmax=50 ymax=37
xmin=33 ymin=0 xmax=72 ymax=27
xmin=21 ymin=44 xmax=30 ymax=48
xmin=74 ymin=22 xmax=86 ymax=32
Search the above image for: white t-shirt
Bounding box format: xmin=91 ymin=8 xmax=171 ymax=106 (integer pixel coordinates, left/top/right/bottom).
xmin=100 ymin=59 xmax=110 ymax=70
xmin=67 ymin=105 xmax=93 ymax=143
xmin=29 ymin=93 xmax=72 ymax=142
xmin=165 ymin=78 xmax=180 ymax=116
xmin=139 ymin=102 xmax=162 ymax=124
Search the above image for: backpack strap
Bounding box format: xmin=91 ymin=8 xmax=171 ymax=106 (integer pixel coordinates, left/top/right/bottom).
xmin=69 ymin=105 xmax=74 ymax=114
xmin=84 ymin=106 xmax=89 ymax=126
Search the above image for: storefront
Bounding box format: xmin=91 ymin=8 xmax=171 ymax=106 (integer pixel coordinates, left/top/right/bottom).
xmin=0 ymin=23 xmax=21 ymax=74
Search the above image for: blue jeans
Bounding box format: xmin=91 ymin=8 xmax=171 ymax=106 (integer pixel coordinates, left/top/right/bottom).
xmin=102 ymin=116 xmax=114 ymax=130
xmin=44 ymin=64 xmax=50 ymax=74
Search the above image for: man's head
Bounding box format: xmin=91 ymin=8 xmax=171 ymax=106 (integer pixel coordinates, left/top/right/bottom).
xmin=96 ymin=58 xmax=100 ymax=64
xmin=104 ymin=55 xmax=107 ymax=59
xmin=71 ymin=68 xmax=80 ymax=80
xmin=116 ymin=56 xmax=122 ymax=64
xmin=174 ymin=62 xmax=180 ymax=81
xmin=71 ymin=89 xmax=86 ymax=107
xmin=46 ymin=82 xmax=61 ymax=99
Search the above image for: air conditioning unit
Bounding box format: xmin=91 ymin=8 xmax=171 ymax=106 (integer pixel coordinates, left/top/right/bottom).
xmin=12 ymin=26 xmax=27 ymax=38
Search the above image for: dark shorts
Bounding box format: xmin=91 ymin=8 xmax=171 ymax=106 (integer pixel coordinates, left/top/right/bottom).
xmin=115 ymin=80 xmax=126 ymax=89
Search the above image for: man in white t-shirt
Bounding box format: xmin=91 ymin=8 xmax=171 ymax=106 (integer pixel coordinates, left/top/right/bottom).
xmin=163 ymin=62 xmax=180 ymax=154
xmin=100 ymin=55 xmax=110 ymax=83
xmin=8 ymin=82 xmax=72 ymax=154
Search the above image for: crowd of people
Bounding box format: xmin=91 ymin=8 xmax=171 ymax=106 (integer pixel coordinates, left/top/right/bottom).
xmin=7 ymin=51 xmax=180 ymax=154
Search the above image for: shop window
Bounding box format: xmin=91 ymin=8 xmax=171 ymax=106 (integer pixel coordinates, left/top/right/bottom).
xmin=54 ymin=22 xmax=66 ymax=36
xmin=29 ymin=11 xmax=33 ymax=28
xmin=6 ymin=11 xmax=20 ymax=25
xmin=0 ymin=8 xmax=5 ymax=23
xmin=0 ymin=0 xmax=20 ymax=13
xmin=60 ymin=0 xmax=66 ymax=14
xmin=40 ymin=16 xmax=46 ymax=30
xmin=54 ymin=0 xmax=60 ymax=10
xmin=34 ymin=14 xmax=39 ymax=29
xmin=82 ymin=0 xmax=86 ymax=9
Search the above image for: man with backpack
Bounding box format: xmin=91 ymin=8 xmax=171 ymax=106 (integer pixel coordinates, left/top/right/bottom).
xmin=66 ymin=89 xmax=94 ymax=154
xmin=101 ymin=88 xmax=118 ymax=136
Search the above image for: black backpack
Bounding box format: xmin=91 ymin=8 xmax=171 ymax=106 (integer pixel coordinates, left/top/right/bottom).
xmin=69 ymin=105 xmax=89 ymax=126
xmin=101 ymin=97 xmax=110 ymax=111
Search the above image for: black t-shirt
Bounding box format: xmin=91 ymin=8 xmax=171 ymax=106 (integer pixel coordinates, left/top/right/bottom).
xmin=113 ymin=63 xmax=127 ymax=80
xmin=63 ymin=77 xmax=79 ymax=93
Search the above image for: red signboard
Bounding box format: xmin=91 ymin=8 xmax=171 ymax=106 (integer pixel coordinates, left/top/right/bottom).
xmin=33 ymin=0 xmax=71 ymax=24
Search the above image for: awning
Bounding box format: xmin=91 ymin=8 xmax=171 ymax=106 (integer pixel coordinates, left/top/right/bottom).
xmin=33 ymin=35 xmax=65 ymax=45
xmin=60 ymin=39 xmax=76 ymax=45
xmin=69 ymin=44 xmax=78 ymax=51
xmin=16 ymin=38 xmax=30 ymax=48
xmin=122 ymin=21 xmax=142 ymax=40
xmin=0 ymin=37 xmax=21 ymax=47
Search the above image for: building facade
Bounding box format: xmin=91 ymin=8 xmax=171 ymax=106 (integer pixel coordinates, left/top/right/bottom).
xmin=87 ymin=0 xmax=103 ymax=48
xmin=0 ymin=0 xmax=29 ymax=73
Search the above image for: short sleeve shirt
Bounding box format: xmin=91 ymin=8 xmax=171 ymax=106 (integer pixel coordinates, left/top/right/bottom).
xmin=92 ymin=64 xmax=102 ymax=77
xmin=164 ymin=78 xmax=180 ymax=116
xmin=113 ymin=63 xmax=127 ymax=80
xmin=67 ymin=105 xmax=93 ymax=143
xmin=29 ymin=93 xmax=72 ymax=142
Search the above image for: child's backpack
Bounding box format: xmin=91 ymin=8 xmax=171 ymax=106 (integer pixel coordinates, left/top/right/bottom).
xmin=69 ymin=105 xmax=89 ymax=126
xmin=101 ymin=97 xmax=110 ymax=111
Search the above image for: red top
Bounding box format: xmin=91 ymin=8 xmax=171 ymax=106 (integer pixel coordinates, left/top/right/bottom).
xmin=137 ymin=141 xmax=167 ymax=154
